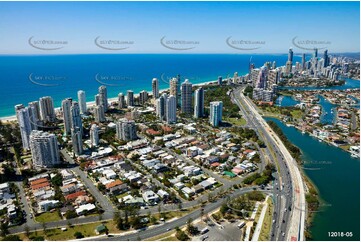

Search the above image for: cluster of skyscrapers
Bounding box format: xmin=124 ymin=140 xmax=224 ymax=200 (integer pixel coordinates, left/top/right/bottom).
xmin=248 ymin=48 xmax=336 ymax=102
xmin=153 ymin=77 xmax=222 ymax=127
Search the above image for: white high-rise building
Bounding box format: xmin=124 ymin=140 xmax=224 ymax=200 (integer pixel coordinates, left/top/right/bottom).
xmin=98 ymin=85 xmax=108 ymax=112
xmin=77 ymin=90 xmax=87 ymax=114
xmin=170 ymin=78 xmax=179 ymax=107
xmin=194 ymin=87 xmax=204 ymax=118
xmin=71 ymin=127 xmax=83 ymax=156
xmin=127 ymin=90 xmax=134 ymax=107
xmin=30 ymin=130 xmax=60 ymax=168
xmin=139 ymin=90 xmax=148 ymax=105
xmin=209 ymin=101 xmax=223 ymax=127
xmin=118 ymin=93 xmax=126 ymax=109
xmin=152 ymin=78 xmax=159 ymax=99
xmin=71 ymin=102 xmax=82 ymax=136
xmin=90 ymin=124 xmax=99 ymax=147
xmin=116 ymin=119 xmax=137 ymax=141
xmin=94 ymin=105 xmax=105 ymax=123
xmin=181 ymin=79 xmax=192 ymax=114
xmin=156 ymin=94 xmax=167 ymax=120
xmin=39 ymin=96 xmax=55 ymax=122
xmin=166 ymin=95 xmax=177 ymax=124
xmin=61 ymin=98 xmax=72 ymax=135
xmin=15 ymin=105 xmax=32 ymax=150
xmin=28 ymin=101 xmax=40 ymax=127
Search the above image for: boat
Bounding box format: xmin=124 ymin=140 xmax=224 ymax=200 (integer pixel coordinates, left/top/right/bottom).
xmin=301 ymin=130 xmax=306 ymax=134
xmin=351 ymin=153 xmax=359 ymax=159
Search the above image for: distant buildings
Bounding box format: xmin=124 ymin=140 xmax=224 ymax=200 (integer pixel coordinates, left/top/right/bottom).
xmin=118 ymin=93 xmax=126 ymax=109
xmin=30 ymin=130 xmax=60 ymax=168
xmin=94 ymin=105 xmax=105 ymax=123
xmin=170 ymin=78 xmax=179 ymax=107
xmin=77 ymin=90 xmax=87 ymax=114
xmin=98 ymin=86 xmax=108 ymax=112
xmin=139 ymin=90 xmax=148 ymax=105
xmin=194 ymin=87 xmax=204 ymax=118
xmin=71 ymin=127 xmax=83 ymax=156
xmin=217 ymin=76 xmax=222 ymax=86
xmin=28 ymin=101 xmax=40 ymax=127
xmin=62 ymin=98 xmax=73 ymax=135
xmin=116 ymin=119 xmax=137 ymax=141
xmin=209 ymin=101 xmax=223 ymax=127
xmin=15 ymin=105 xmax=33 ymax=150
xmin=39 ymin=96 xmax=55 ymax=122
xmin=156 ymin=94 xmax=167 ymax=121
xmin=90 ymin=124 xmax=99 ymax=147
xmin=152 ymin=78 xmax=159 ymax=99
xmin=127 ymin=90 xmax=134 ymax=107
xmin=71 ymin=102 xmax=83 ymax=136
xmin=181 ymin=79 xmax=192 ymax=114
xmin=166 ymin=95 xmax=177 ymax=124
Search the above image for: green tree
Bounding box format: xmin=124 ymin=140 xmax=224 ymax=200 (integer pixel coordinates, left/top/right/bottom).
xmin=2 ymin=235 xmax=22 ymax=241
xmin=73 ymin=232 xmax=84 ymax=239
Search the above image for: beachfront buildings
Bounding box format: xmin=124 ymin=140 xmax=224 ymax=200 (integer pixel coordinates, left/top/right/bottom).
xmin=98 ymin=85 xmax=108 ymax=112
xmin=116 ymin=119 xmax=137 ymax=141
xmin=127 ymin=90 xmax=134 ymax=107
xmin=30 ymin=130 xmax=60 ymax=168
xmin=209 ymin=101 xmax=223 ymax=127
xmin=39 ymin=96 xmax=55 ymax=122
xmin=152 ymin=78 xmax=159 ymax=99
xmin=28 ymin=101 xmax=41 ymax=126
xmin=194 ymin=87 xmax=204 ymax=118
xmin=77 ymin=90 xmax=87 ymax=114
xmin=15 ymin=104 xmax=35 ymax=150
xmin=139 ymin=90 xmax=148 ymax=105
xmin=181 ymin=79 xmax=192 ymax=114
xmin=118 ymin=93 xmax=126 ymax=109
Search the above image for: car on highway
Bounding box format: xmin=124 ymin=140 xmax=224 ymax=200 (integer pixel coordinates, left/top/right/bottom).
xmin=201 ymin=235 xmax=209 ymax=241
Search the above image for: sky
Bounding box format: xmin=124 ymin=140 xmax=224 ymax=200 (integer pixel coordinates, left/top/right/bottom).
xmin=0 ymin=1 xmax=359 ymax=54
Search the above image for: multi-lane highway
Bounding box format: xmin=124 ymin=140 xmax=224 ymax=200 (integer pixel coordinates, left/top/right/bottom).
xmin=231 ymin=86 xmax=305 ymax=241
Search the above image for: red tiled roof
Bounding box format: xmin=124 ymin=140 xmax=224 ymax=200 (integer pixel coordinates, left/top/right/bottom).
xmin=106 ymin=179 xmax=123 ymax=189
xmin=30 ymin=178 xmax=49 ymax=186
xmin=31 ymin=182 xmax=50 ymax=191
xmin=65 ymin=190 xmax=86 ymax=201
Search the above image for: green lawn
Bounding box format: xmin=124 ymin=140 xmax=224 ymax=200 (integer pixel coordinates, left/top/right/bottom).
xmin=225 ymin=117 xmax=247 ymax=126
xmin=259 ymin=197 xmax=273 ymax=241
xmin=19 ymin=221 xmax=119 ymax=241
xmin=35 ymin=212 xmax=62 ymax=223
xmin=290 ymin=110 xmax=304 ymax=119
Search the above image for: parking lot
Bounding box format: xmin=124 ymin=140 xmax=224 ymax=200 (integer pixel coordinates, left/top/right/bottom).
xmin=192 ymin=219 xmax=242 ymax=241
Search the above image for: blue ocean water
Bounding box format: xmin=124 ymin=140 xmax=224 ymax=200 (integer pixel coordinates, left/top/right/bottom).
xmin=0 ymin=54 xmax=300 ymax=118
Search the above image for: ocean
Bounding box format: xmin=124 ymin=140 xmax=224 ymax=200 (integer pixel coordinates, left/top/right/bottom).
xmin=0 ymin=54 xmax=302 ymax=118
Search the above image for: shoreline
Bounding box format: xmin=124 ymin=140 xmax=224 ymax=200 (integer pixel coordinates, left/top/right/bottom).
xmin=0 ymin=80 xmax=218 ymax=123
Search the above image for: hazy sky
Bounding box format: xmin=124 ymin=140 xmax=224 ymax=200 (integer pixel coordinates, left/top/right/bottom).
xmin=0 ymin=1 xmax=359 ymax=54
